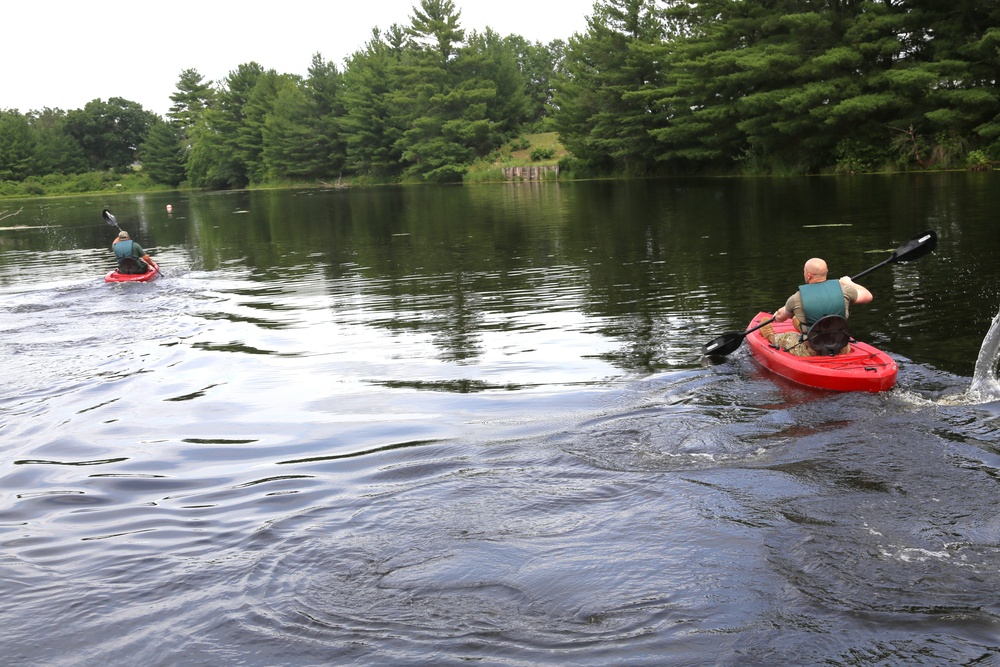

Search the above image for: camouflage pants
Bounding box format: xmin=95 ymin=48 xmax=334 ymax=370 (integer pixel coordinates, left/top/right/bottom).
xmin=761 ymin=323 xmax=816 ymax=357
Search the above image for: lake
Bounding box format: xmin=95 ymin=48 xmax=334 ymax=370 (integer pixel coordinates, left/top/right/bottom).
xmin=2 ymin=174 xmax=1000 ymax=665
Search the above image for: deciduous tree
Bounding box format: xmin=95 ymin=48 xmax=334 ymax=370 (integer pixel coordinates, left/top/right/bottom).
xmin=64 ymin=97 xmax=157 ymax=171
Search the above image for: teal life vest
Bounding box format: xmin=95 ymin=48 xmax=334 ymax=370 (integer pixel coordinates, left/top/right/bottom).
xmin=799 ymin=280 xmax=846 ymax=331
xmin=113 ymin=240 xmax=147 ymax=273
xmin=113 ymin=240 xmax=136 ymax=261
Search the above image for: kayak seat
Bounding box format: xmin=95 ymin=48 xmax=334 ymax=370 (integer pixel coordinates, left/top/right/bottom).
xmin=806 ymin=315 xmax=851 ymax=356
xmin=118 ymin=257 xmax=148 ymax=274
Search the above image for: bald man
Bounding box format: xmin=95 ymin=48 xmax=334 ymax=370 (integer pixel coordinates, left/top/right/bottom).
xmin=763 ymin=258 xmax=873 ymax=356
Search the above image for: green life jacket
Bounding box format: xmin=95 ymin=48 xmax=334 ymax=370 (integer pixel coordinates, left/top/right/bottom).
xmin=113 ymin=240 xmax=147 ymax=273
xmin=799 ymin=280 xmax=846 ymax=331
xmin=113 ymin=240 xmax=136 ymax=261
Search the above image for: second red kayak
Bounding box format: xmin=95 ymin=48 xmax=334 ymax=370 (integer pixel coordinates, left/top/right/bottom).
xmin=104 ymin=261 xmax=160 ymax=283
xmin=745 ymin=312 xmax=898 ymax=392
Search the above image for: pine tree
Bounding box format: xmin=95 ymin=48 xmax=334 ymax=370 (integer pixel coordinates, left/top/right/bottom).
xmin=0 ymin=111 xmax=36 ymax=181
xmin=553 ymin=0 xmax=665 ymax=175
xmin=168 ymin=68 xmax=215 ymax=135
xmin=342 ymin=28 xmax=407 ymax=178
xmin=141 ymin=120 xmax=186 ymax=186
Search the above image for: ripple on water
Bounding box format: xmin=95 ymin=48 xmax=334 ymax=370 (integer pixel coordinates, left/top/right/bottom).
xmin=215 ymin=452 xmax=760 ymax=666
xmin=549 ymin=365 xmax=897 ymax=472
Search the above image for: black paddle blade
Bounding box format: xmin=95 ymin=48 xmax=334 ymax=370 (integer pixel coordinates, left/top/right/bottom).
xmin=893 ymin=230 xmax=936 ymax=262
xmin=702 ymin=332 xmax=745 ymax=357
xmin=103 ymin=209 xmax=118 ymax=227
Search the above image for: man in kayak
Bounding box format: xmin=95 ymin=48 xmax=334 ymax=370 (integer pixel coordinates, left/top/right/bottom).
xmin=112 ymin=231 xmax=153 ymax=274
xmin=762 ymin=257 xmax=873 ymax=356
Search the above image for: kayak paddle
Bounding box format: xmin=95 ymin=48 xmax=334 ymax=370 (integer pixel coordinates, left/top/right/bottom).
xmin=103 ymin=208 xmax=120 ymax=229
xmin=702 ymin=230 xmax=937 ymax=357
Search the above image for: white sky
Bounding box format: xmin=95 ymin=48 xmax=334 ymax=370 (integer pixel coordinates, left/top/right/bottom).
xmin=1 ymin=1 xmax=594 ymax=117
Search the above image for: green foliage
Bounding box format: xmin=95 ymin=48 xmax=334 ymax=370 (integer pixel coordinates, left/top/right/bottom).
xmin=967 ymin=150 xmax=993 ymax=171
xmin=141 ymin=120 xmax=187 ymax=186
xmin=341 ymin=28 xmax=408 ymax=179
xmin=560 ymin=0 xmax=1000 ymax=175
xmin=833 ymin=136 xmax=894 ymax=175
xmin=553 ymin=0 xmax=666 ymax=175
xmin=186 ymin=62 xmax=278 ymax=188
xmin=462 ymin=166 xmax=507 ymax=183
xmin=530 ymin=147 xmax=555 ymax=161
xmin=505 ymin=37 xmax=566 ymax=128
xmin=390 ymin=0 xmax=510 ymax=181
xmin=29 ymin=109 xmax=87 ymax=175
xmin=0 ymin=170 xmax=160 ymax=197
xmin=64 ymin=97 xmax=158 ymax=171
xmin=10 ymin=0 xmax=1000 ymax=189
xmin=168 ymin=68 xmax=214 ymax=135
xmin=0 ymin=110 xmax=36 ymax=181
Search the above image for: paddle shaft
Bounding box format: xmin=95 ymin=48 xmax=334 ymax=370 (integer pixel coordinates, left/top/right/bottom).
xmin=850 ymin=232 xmax=936 ymax=280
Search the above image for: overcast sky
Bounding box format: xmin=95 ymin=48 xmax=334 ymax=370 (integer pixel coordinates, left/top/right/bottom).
xmin=2 ymin=1 xmax=594 ymax=117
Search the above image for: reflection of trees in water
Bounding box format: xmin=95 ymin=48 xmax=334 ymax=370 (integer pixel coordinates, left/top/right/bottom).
xmin=174 ymin=178 xmax=1000 ymax=375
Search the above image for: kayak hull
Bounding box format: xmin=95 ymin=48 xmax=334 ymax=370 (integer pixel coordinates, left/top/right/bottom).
xmin=105 ymin=261 xmax=159 ymax=283
xmin=745 ymin=312 xmax=898 ymax=392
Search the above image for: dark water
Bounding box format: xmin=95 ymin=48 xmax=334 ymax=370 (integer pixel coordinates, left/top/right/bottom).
xmin=2 ymin=175 xmax=1000 ymax=666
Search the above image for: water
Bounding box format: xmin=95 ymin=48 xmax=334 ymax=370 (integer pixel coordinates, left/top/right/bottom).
xmin=2 ymin=176 xmax=1000 ymax=665
xmin=970 ymin=307 xmax=1000 ymax=401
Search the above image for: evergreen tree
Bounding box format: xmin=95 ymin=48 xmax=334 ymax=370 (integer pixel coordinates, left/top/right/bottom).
xmin=303 ymin=53 xmax=347 ymax=177
xmin=553 ymin=0 xmax=665 ymax=175
xmin=389 ymin=0 xmax=520 ymax=181
xmin=239 ymin=68 xmax=291 ymax=184
xmin=886 ymin=0 xmax=1000 ymax=165
xmin=141 ymin=119 xmax=187 ymax=186
xmin=464 ymin=29 xmax=530 ymax=141
xmin=392 ymin=0 xmax=472 ymax=181
xmin=262 ymin=79 xmax=331 ymax=180
xmin=187 ymin=63 xmax=266 ymax=188
xmin=0 ymin=110 xmax=36 ymax=181
xmin=342 ymin=27 xmax=408 ymax=178
xmin=168 ymin=68 xmax=215 ymax=135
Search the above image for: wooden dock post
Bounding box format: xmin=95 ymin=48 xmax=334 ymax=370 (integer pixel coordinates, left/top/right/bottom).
xmin=502 ymin=165 xmax=560 ymax=181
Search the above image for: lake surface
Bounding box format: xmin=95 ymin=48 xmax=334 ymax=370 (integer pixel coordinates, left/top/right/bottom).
xmin=2 ymin=175 xmax=1000 ymax=665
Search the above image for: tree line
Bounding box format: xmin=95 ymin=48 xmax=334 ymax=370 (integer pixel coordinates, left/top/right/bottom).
xmin=2 ymin=0 xmax=998 ymax=193
xmin=557 ymin=0 xmax=1000 ymax=175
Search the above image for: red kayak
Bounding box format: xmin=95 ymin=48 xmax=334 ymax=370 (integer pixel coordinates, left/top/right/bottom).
xmin=745 ymin=312 xmax=898 ymax=392
xmin=104 ymin=261 xmax=160 ymax=283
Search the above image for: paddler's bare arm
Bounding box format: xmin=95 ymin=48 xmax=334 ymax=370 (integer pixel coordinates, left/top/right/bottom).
xmin=840 ymin=276 xmax=873 ymax=304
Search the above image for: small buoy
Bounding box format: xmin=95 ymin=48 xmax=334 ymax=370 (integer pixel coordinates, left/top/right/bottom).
xmin=166 ymin=204 xmax=173 ymax=213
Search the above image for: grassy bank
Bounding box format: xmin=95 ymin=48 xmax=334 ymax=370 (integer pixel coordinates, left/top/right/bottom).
xmin=0 ymin=171 xmax=174 ymax=200
xmin=464 ymin=133 xmax=570 ymax=183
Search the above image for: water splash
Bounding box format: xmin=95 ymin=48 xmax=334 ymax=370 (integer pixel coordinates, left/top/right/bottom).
xmin=969 ymin=306 xmax=1000 ymax=402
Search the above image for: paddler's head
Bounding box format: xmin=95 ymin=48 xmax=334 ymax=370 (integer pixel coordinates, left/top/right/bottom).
xmin=118 ymin=231 xmax=129 ymax=240
xmin=803 ymin=258 xmax=828 ymax=283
